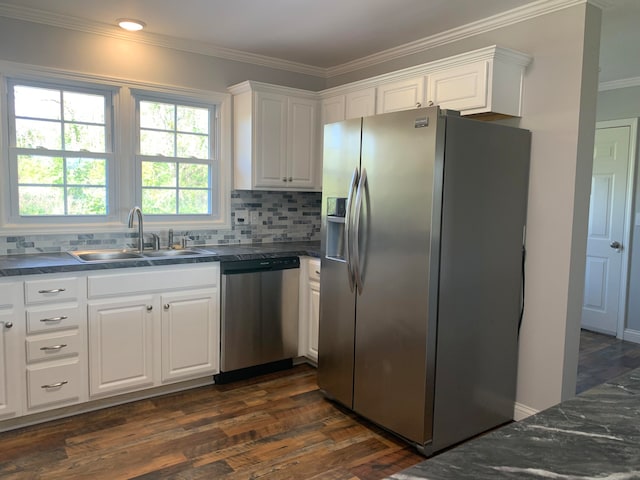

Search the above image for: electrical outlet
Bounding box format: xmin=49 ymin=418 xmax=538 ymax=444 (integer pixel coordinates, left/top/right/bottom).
xmin=234 ymin=209 xmax=249 ymax=226
xmin=250 ymin=211 xmax=260 ymax=225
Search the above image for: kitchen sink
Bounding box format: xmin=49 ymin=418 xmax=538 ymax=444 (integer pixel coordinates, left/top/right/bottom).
xmin=142 ymin=249 xmax=203 ymax=257
xmin=69 ymin=248 xmax=207 ymax=262
xmin=70 ymin=250 xmax=144 ymax=262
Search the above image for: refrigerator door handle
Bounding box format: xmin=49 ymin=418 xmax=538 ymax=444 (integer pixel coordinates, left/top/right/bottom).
xmin=353 ymin=167 xmax=367 ymax=295
xmin=344 ymin=167 xmax=359 ymax=292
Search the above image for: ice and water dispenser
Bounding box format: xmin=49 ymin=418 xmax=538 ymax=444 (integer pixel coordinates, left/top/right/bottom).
xmin=325 ymin=197 xmax=347 ymax=261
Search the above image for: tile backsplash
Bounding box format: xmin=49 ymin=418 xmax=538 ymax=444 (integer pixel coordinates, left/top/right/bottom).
xmin=0 ymin=191 xmax=321 ymax=256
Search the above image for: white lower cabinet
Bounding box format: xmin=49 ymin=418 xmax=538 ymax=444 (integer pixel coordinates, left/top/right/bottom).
xmin=87 ymin=264 xmax=220 ymax=400
xmin=0 ymin=282 xmax=23 ymax=420
xmin=161 ymin=289 xmax=218 ymax=383
xmin=298 ymin=257 xmax=320 ymax=363
xmin=88 ymin=296 xmax=156 ymax=398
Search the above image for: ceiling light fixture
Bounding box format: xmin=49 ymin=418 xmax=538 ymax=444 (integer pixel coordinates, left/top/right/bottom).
xmin=117 ymin=18 xmax=146 ymax=32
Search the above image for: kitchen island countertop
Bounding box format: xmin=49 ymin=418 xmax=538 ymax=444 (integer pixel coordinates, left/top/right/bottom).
xmin=389 ymin=367 xmax=640 ymax=479
xmin=0 ymin=241 xmax=320 ymax=277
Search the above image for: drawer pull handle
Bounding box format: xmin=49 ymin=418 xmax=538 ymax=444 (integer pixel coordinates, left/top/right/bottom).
xmin=40 ymin=344 xmax=68 ymax=351
xmin=315 ymin=271 xmax=320 ymax=275
xmin=40 ymin=316 xmax=68 ymax=323
xmin=41 ymin=381 xmax=68 ymax=389
xmin=38 ymin=288 xmax=66 ymax=294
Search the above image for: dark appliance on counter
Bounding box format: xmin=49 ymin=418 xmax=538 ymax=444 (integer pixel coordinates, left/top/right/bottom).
xmin=318 ymin=106 xmax=530 ymax=455
xmin=215 ymin=257 xmax=300 ymax=383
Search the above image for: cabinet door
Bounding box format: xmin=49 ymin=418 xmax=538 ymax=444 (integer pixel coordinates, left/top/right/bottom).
xmin=254 ymin=91 xmax=288 ymax=188
xmin=88 ymin=296 xmax=155 ymax=398
xmin=346 ymin=88 xmax=376 ymax=119
xmin=161 ymin=289 xmax=219 ymax=383
xmin=322 ymin=95 xmax=346 ymax=125
xmin=427 ymin=61 xmax=488 ymax=112
xmin=308 ymin=279 xmax=320 ymax=362
xmin=288 ymin=96 xmax=319 ymax=189
xmin=376 ymin=77 xmax=426 ymax=114
xmin=0 ymin=309 xmax=21 ymax=420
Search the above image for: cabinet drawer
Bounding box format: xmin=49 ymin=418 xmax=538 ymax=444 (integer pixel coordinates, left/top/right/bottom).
xmin=308 ymin=259 xmax=321 ymax=282
xmin=26 ymin=305 xmax=81 ymax=334
xmin=26 ymin=360 xmax=81 ymax=410
xmin=26 ymin=331 xmax=81 ymax=363
xmin=25 ymin=278 xmax=80 ymax=304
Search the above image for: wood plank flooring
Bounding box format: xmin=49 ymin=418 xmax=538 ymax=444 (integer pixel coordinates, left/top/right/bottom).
xmin=0 ymin=365 xmax=424 ymax=480
xmin=577 ymin=329 xmax=640 ymax=394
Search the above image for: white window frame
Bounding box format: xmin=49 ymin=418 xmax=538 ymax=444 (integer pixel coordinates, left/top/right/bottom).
xmin=132 ymin=90 xmax=221 ymax=224
xmin=0 ymin=63 xmax=231 ymax=233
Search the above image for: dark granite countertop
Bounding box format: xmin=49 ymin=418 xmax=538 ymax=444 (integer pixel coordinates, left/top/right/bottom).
xmin=389 ymin=367 xmax=640 ymax=479
xmin=0 ymin=241 xmax=320 ymax=277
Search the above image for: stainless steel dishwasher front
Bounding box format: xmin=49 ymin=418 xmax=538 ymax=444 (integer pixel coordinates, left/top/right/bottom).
xmin=219 ymin=256 xmax=300 ymax=376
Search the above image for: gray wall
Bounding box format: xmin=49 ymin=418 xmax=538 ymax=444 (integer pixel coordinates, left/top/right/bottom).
xmin=597 ymin=86 xmax=640 ymax=332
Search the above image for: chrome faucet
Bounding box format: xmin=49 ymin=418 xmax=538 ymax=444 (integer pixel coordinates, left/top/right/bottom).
xmin=127 ymin=206 xmax=144 ymax=253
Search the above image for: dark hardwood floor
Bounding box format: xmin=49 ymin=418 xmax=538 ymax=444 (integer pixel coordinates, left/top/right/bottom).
xmin=577 ymin=329 xmax=640 ymax=394
xmin=3 ymin=331 xmax=639 ymax=479
xmin=0 ymin=365 xmax=424 ymax=480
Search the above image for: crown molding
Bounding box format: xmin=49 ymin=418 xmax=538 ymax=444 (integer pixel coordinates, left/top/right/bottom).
xmin=0 ymin=0 xmax=590 ymax=80
xmin=599 ymin=77 xmax=640 ymax=92
xmin=325 ymin=0 xmax=587 ymax=77
xmin=0 ymin=3 xmax=327 ymax=78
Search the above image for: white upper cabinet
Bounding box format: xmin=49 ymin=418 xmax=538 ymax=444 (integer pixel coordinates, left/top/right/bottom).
xmin=321 ymin=46 xmax=531 ymax=118
xmin=229 ymin=81 xmax=321 ymax=191
xmin=345 ymin=88 xmax=376 ymax=119
xmin=376 ymin=77 xmax=426 ymax=114
xmin=322 ymin=95 xmax=346 ymax=125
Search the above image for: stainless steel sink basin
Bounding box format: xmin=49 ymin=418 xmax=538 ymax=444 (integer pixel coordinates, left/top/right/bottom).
xmin=70 ymin=250 xmax=144 ymax=262
xmin=143 ymin=249 xmax=203 ymax=257
xmin=69 ymin=248 xmax=206 ymax=262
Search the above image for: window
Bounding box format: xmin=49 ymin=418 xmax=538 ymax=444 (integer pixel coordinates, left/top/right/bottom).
xmin=8 ymin=81 xmax=113 ymax=217
xmin=135 ymin=95 xmax=218 ymax=217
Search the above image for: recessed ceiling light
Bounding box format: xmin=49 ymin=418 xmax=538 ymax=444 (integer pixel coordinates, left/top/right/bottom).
xmin=117 ymin=19 xmax=146 ymax=31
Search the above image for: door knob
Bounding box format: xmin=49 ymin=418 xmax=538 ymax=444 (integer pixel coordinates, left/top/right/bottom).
xmin=610 ymin=241 xmax=622 ymax=250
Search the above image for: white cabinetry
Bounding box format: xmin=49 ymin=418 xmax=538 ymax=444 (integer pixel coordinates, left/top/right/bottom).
xmin=87 ymin=264 xmax=219 ymax=399
xmin=23 ymin=276 xmax=86 ymax=412
xmin=345 ymin=88 xmax=376 ymax=119
xmin=298 ymin=257 xmax=320 ymax=363
xmin=0 ymin=282 xmax=23 ymax=420
xmin=230 ymin=81 xmax=321 ymax=191
xmin=322 ymin=95 xmax=346 ymax=125
xmin=161 ymin=290 xmax=218 ymax=383
xmin=376 ymin=77 xmax=426 ymax=114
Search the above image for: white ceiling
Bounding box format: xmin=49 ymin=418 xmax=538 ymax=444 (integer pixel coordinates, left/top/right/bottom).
xmin=0 ymin=0 xmax=637 ymax=84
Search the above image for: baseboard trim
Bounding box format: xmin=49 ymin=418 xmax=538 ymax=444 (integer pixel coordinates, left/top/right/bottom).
xmin=514 ymin=402 xmax=539 ymax=421
xmin=623 ymin=328 xmax=640 ymax=344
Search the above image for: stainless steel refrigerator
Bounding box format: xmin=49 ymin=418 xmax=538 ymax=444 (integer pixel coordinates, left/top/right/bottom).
xmin=318 ymin=106 xmax=530 ymax=456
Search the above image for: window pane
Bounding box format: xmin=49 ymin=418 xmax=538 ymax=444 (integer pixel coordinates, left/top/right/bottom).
xmin=142 ymin=161 xmax=176 ymax=187
xmin=179 ymin=163 xmax=209 ymax=188
xmin=67 ymin=158 xmax=106 ymax=185
xmin=64 ymin=123 xmax=106 ymax=152
xmin=16 ymin=119 xmax=62 ymax=149
xmin=63 ymin=91 xmax=105 ymax=123
xmin=67 ymin=186 xmax=107 ymax=215
xmin=19 ymin=186 xmax=64 ymax=215
xmin=142 ymin=188 xmax=176 ymax=214
xmin=140 ymin=101 xmax=175 ymax=130
xmin=179 ymin=189 xmax=209 ymax=214
xmin=177 ymin=106 xmax=208 ymax=134
xmin=14 ymin=86 xmax=61 ymax=120
xmin=177 ymin=133 xmax=208 ymax=158
xmin=140 ymin=130 xmax=175 ymax=156
xmin=18 ymin=155 xmax=64 ymax=185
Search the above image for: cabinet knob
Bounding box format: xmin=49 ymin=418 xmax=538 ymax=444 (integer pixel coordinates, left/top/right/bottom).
xmin=288 ymin=177 xmax=293 ymax=182
xmin=146 ymin=305 xmax=153 ymax=311
xmin=415 ymin=102 xmax=422 ymax=108
xmin=164 ymin=304 xmax=170 ymax=310
xmin=4 ymin=322 xmax=13 ymax=329
xmin=282 ymin=177 xmax=287 ymax=182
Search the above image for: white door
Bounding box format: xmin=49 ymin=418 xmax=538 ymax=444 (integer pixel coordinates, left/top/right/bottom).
xmin=582 ymin=122 xmax=634 ymax=335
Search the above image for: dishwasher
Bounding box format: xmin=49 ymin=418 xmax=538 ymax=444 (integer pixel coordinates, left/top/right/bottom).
xmin=216 ymin=256 xmax=300 ymax=383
